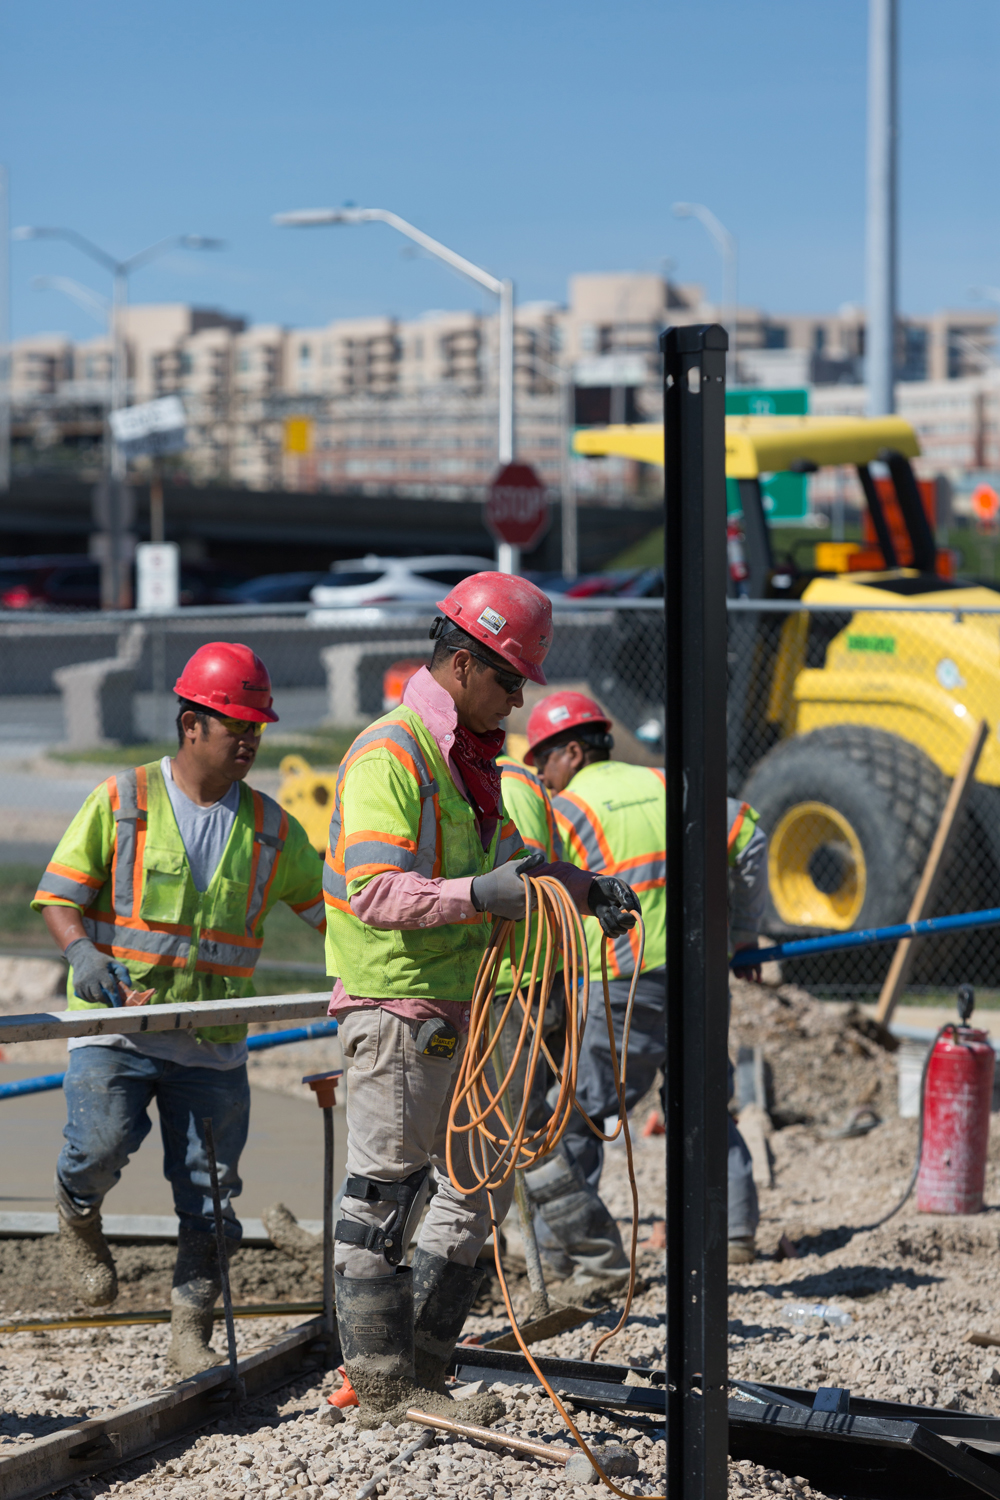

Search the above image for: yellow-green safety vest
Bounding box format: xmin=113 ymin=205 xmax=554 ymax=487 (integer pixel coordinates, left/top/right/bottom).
xmin=323 ymin=708 xmax=525 ymax=1003
xmin=32 ymin=761 xmax=325 ymax=1043
xmin=552 ymin=760 xmax=666 ymax=981
xmin=496 ymin=754 xmax=563 ymax=994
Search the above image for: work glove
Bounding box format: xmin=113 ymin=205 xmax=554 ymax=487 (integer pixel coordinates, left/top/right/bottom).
xmin=588 ymin=876 xmax=641 ymax=938
xmin=471 ymin=849 xmax=546 ymax=921
xmin=65 ymin=937 xmax=131 ymax=1007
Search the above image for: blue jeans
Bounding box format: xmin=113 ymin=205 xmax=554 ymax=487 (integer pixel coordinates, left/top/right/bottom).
xmin=57 ymin=1046 xmax=250 ymax=1241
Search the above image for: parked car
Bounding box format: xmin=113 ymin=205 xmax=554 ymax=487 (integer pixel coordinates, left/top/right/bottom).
xmin=309 ymin=555 xmax=496 ymax=610
xmin=0 ymin=554 xmax=247 ymax=610
xmin=226 ymin=571 xmax=328 ymax=605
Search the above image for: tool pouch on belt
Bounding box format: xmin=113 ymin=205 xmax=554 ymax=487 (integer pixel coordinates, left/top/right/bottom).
xmin=335 ymin=1164 xmax=430 ymax=1266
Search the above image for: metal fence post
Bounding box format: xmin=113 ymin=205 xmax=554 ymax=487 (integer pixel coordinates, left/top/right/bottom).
xmin=661 ymin=323 xmax=730 ymax=1499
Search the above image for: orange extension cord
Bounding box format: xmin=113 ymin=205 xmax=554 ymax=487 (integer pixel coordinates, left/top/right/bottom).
xmin=447 ymin=871 xmax=662 ymax=1499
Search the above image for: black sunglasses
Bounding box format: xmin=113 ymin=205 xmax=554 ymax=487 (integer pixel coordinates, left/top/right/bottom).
xmin=443 ymin=641 xmax=526 ymax=695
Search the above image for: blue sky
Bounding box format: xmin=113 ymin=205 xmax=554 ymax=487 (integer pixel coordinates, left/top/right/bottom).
xmin=3 ymin=0 xmax=998 ymax=341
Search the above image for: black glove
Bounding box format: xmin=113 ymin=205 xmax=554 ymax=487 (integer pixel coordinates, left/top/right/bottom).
xmin=65 ymin=938 xmax=131 ymax=1007
xmin=471 ymin=849 xmax=546 ymax=920
xmin=588 ymin=876 xmax=641 ymax=938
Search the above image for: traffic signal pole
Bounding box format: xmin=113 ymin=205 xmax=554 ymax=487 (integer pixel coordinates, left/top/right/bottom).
xmin=661 ymin=323 xmax=730 ymax=1500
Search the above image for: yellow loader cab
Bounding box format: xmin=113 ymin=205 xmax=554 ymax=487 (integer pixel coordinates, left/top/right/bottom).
xmin=576 ymin=416 xmax=1000 ymax=978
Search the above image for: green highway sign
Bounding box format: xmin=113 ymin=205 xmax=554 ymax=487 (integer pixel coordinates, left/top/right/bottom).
xmin=725 ymin=387 xmax=809 ymax=523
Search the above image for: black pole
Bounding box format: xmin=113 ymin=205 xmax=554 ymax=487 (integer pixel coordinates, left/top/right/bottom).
xmin=323 ymin=1105 xmax=335 ymax=1340
xmin=661 ymin=324 xmax=730 ymax=1499
xmin=202 ymin=1116 xmax=243 ymax=1401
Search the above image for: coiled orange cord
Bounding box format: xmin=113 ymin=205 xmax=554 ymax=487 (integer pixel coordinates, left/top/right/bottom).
xmin=446 ymin=871 xmax=662 ymax=1499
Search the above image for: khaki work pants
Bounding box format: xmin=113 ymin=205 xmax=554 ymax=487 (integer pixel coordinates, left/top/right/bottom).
xmin=336 ymin=1008 xmax=515 ymax=1278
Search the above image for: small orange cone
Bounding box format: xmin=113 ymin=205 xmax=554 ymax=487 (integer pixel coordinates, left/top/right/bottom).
xmin=328 ymin=1366 xmax=359 ymax=1408
xmin=642 ymin=1109 xmax=665 ymax=1138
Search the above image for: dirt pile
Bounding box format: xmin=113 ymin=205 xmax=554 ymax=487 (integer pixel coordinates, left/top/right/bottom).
xmin=729 ymin=976 xmax=898 ymax=1129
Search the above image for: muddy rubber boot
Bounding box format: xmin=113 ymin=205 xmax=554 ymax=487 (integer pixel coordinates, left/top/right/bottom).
xmin=335 ymin=1268 xmax=499 ymax=1430
xmin=728 ymin=1235 xmax=756 ymax=1266
xmin=56 ymin=1187 xmax=117 ymax=1308
xmin=524 ymin=1146 xmax=630 ymax=1284
xmin=411 ymin=1248 xmax=504 ymax=1427
xmin=166 ymin=1226 xmax=227 ymax=1379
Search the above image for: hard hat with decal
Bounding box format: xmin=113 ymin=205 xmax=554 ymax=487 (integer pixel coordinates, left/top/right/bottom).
xmin=435 ymin=571 xmax=553 ymax=686
xmin=174 ymin=642 xmax=279 ymax=723
xmin=524 ymin=691 xmax=612 ymax=765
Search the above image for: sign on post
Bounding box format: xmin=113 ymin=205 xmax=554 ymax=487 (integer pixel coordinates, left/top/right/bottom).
xmin=726 ymin=387 xmax=809 ymax=523
xmin=484 ymin=463 xmax=549 ymax=551
xmin=109 ymin=397 xmax=187 ymax=458
xmin=136 ymin=542 xmax=180 ymax=612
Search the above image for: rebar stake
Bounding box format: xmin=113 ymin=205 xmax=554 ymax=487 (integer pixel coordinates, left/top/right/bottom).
xmin=202 ymin=1116 xmax=244 ymax=1401
xmin=303 ymin=1070 xmax=343 ymax=1348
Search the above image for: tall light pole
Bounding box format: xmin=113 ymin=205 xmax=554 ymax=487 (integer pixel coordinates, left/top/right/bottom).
xmin=672 ymin=203 xmax=738 ymax=371
xmin=13 ymin=227 xmax=222 ymax=606
xmin=866 ymin=0 xmax=898 ymax=416
xmin=0 ymin=166 xmax=10 ymax=493
xmin=273 ymin=206 xmax=516 ymax=474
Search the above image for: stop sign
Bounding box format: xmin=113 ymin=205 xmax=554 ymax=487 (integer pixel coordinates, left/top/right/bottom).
xmin=485 ymin=463 xmax=549 ymax=551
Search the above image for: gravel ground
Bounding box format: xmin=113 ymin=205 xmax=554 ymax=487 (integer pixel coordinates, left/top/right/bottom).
xmin=0 ymin=1129 xmax=666 ymax=1497
xmin=10 ymin=972 xmax=997 ymax=1499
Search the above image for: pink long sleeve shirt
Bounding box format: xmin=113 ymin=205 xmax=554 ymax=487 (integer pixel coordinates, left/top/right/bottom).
xmin=327 ymin=667 xmax=593 ymax=1030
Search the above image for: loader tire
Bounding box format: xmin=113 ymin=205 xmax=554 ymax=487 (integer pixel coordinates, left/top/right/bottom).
xmin=743 ymin=724 xmax=948 ymax=938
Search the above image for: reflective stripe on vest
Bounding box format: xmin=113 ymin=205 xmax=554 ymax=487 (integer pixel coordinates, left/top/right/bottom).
xmin=323 ymin=713 xmax=511 ymax=914
xmin=727 ymin=801 xmax=750 ymax=858
xmin=553 ymin=767 xmax=666 ymax=981
xmin=81 ymin=770 xmax=289 ymax=977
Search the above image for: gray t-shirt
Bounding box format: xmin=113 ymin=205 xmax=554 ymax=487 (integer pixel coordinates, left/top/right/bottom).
xmin=68 ymin=759 xmax=248 ymax=1070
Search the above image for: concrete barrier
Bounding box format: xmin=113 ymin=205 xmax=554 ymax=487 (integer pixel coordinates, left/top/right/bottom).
xmin=52 ymin=623 xmax=146 ymax=748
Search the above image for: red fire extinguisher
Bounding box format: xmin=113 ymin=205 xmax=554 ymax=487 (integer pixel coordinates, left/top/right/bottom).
xmin=916 ymin=986 xmax=995 ymax=1215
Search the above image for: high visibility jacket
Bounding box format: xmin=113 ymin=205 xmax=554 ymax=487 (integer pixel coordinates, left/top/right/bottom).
xmin=496 ymin=755 xmax=563 ymax=994
xmin=552 ymin=760 xmax=666 ymax=980
xmin=32 ymin=762 xmax=325 ymax=1043
xmin=324 ymin=708 xmax=525 ymax=1003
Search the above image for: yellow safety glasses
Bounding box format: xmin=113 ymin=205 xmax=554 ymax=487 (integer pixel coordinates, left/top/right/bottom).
xmin=219 ymin=716 xmax=265 ymax=738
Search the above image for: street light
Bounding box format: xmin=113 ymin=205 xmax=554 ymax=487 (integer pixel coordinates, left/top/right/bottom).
xmin=13 ymin=227 xmax=223 ymax=477
xmin=15 ymin=226 xmax=222 ymax=606
xmin=672 ymin=202 xmax=738 ymax=366
xmin=273 ymin=205 xmax=516 ymax=470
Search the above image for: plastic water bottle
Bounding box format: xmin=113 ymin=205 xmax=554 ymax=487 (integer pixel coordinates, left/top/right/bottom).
xmin=779 ymin=1302 xmax=852 ymax=1329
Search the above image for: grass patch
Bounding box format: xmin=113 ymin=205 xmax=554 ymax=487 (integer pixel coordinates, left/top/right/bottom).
xmin=50 ymin=728 xmax=357 ymax=771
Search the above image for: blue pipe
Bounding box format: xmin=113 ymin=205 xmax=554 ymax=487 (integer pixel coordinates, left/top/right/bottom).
xmin=730 ymin=905 xmax=1000 ymax=969
xmin=0 ymin=1018 xmax=339 ymax=1101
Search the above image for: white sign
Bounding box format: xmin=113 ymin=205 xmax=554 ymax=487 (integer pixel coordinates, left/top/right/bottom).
xmin=136 ymin=542 xmax=180 ymax=612
xmin=574 ymin=355 xmax=648 ymax=388
xmin=110 ymin=397 xmax=187 ymax=457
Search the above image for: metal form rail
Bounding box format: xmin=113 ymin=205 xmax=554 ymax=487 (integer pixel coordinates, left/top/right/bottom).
xmin=0 ymin=1316 xmax=331 ymax=1500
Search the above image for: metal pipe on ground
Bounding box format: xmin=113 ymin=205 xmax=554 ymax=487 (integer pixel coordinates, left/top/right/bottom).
xmin=731 ymin=907 xmax=1000 ymax=969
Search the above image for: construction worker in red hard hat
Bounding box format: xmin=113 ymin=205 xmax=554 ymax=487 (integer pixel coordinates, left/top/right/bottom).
xmin=32 ymin=642 xmax=325 ymax=1377
xmin=322 ymin=572 xmax=641 ymax=1428
xmin=520 ymin=690 xmax=666 ymax=1295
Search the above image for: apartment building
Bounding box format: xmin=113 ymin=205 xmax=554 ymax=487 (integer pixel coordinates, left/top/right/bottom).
xmin=9 ymin=273 xmax=998 ymax=498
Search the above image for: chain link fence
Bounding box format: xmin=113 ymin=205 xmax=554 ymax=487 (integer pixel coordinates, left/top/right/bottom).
xmin=4 ymin=592 xmax=994 ymax=999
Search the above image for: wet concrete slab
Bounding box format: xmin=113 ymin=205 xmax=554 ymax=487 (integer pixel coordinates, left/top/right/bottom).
xmin=0 ymin=1062 xmax=346 ymax=1226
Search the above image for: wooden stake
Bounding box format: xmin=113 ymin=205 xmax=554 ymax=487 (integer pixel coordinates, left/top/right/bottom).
xmin=875 ymin=718 xmax=989 ymax=1026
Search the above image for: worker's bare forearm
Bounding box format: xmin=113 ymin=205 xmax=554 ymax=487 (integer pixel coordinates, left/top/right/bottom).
xmin=42 ymin=904 xmax=87 ymax=953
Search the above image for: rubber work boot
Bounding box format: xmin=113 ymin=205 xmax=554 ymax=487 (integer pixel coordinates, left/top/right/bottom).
xmin=728 ymin=1235 xmax=756 ymax=1266
xmin=411 ymin=1247 xmax=503 ymax=1424
xmin=56 ymin=1186 xmax=117 ymax=1308
xmin=524 ymin=1146 xmax=630 ymax=1282
xmin=334 ymin=1267 xmax=502 ymax=1430
xmin=166 ymin=1225 xmax=228 ymax=1379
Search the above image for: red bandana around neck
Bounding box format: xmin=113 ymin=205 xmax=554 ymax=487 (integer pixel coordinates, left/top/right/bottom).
xmin=451 ymin=723 xmax=505 ymax=826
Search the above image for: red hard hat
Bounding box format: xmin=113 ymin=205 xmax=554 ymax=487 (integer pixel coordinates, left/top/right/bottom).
xmin=436 ymin=572 xmax=553 ymax=686
xmin=524 ymin=691 xmax=611 ymax=765
xmin=174 ymin=642 xmax=279 ymax=723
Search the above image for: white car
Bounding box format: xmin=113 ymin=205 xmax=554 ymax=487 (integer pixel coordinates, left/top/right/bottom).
xmin=309 ymin=554 xmax=496 ymax=610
